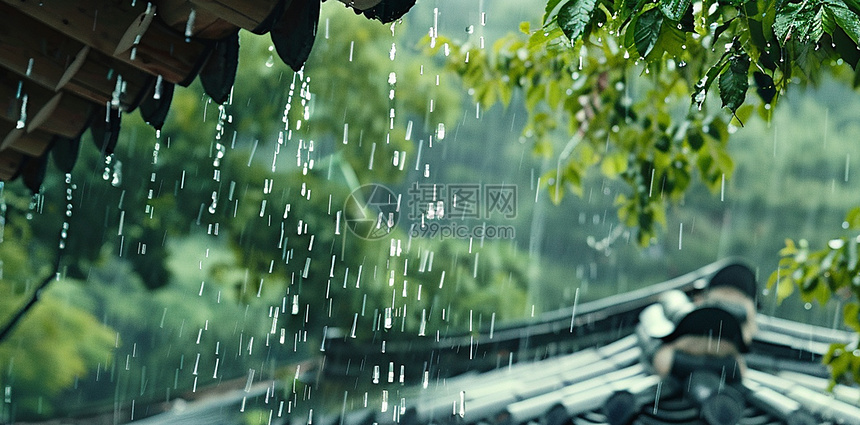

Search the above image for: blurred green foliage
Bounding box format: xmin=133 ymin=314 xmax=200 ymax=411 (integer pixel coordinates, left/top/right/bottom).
xmin=427 ymin=0 xmax=860 ymax=245
xmin=0 ymin=4 xmax=531 ymax=420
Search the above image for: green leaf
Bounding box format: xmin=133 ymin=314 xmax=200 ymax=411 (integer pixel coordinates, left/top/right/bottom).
xmin=534 ymin=139 xmax=554 ymax=158
xmin=618 ymin=0 xmax=650 ymax=23
xmin=843 ymin=0 xmax=860 ymax=13
xmin=844 ymin=302 xmax=860 ymax=332
xmin=825 ymin=3 xmax=860 ymax=45
xmin=730 ymin=104 xmax=754 ymax=126
xmin=558 ymin=0 xmax=598 ymax=42
xmin=686 ymin=129 xmax=704 ymax=151
xmin=846 ymin=207 xmax=860 ymax=229
xmin=773 ymin=1 xmax=816 ymax=42
xmin=776 ymin=273 xmax=795 ymax=301
xmin=633 ymin=8 xmax=664 ymax=58
xmin=498 ymin=79 xmax=513 ymax=106
xmin=544 ymin=169 xmax=567 ymax=204
xmin=825 ymin=343 xmax=851 ymax=388
xmin=520 ymin=21 xmax=531 ymax=34
xmin=659 ymin=0 xmax=692 ymax=21
xmin=766 ymin=270 xmax=780 ymax=289
xmin=601 ymin=152 xmax=629 ymax=177
xmin=718 ymin=53 xmax=750 ymax=114
xmin=845 ymin=0 xmax=860 ymax=12
xmin=692 ymin=57 xmax=729 ymax=110
xmin=854 ymin=61 xmax=860 ymax=88
xmin=713 ymin=148 xmax=734 ymax=174
xmin=753 ymin=71 xmax=776 ymax=104
xmin=811 ymin=279 xmax=832 ymax=305
xmin=528 ymin=22 xmax=566 ymax=51
xmin=563 ymin=161 xmax=585 ymax=196
xmin=810 ymin=6 xmax=826 ymax=42
xmin=544 ymin=0 xmax=565 ymax=25
xmin=779 ymin=238 xmax=798 ymax=256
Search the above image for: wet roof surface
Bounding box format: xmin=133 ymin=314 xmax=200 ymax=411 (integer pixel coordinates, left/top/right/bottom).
xmin=134 ymin=261 xmax=860 ymax=425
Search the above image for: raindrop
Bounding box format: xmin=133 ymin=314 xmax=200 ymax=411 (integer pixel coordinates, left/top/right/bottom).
xmin=111 ymin=160 xmax=122 ymax=187
xmin=208 ymin=191 xmax=218 ymax=214
xmin=103 ymin=154 xmax=114 ymax=181
xmin=653 ymin=381 xmax=663 ymax=414
xmin=458 ymin=391 xmax=466 ymax=417
xmin=184 ymin=8 xmax=196 ymax=42
xmin=15 ymin=94 xmax=27 ymax=129
xmin=154 ymin=75 xmax=163 ymax=99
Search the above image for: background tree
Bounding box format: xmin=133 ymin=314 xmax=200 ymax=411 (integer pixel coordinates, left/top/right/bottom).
xmin=0 ymin=4 xmax=533 ymax=420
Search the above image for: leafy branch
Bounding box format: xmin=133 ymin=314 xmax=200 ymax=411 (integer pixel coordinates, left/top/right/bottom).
xmin=769 ymin=207 xmax=860 ymax=388
xmin=424 ymin=0 xmax=860 ymax=245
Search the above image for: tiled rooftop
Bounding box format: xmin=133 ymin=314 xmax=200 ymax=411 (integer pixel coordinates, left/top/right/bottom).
xmin=134 ymin=261 xmax=860 ymax=425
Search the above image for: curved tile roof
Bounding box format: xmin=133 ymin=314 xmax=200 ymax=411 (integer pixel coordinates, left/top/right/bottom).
xmin=313 ymin=261 xmax=860 ymax=425
xmin=128 ymin=261 xmax=860 ymax=425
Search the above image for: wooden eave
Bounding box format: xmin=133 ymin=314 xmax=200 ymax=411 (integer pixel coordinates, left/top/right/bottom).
xmin=0 ymin=0 xmax=413 ymax=191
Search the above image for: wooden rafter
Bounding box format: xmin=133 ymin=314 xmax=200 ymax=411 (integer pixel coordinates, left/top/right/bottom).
xmin=0 ymin=0 xmax=415 ymax=190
